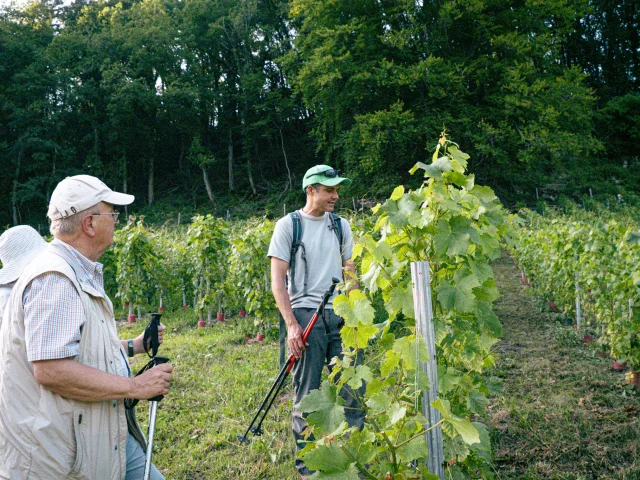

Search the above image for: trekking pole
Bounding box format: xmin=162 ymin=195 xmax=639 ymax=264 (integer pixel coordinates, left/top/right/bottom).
xmin=143 ymin=313 xmax=169 ymax=480
xmin=122 ymin=313 xmax=169 ymax=480
xmin=237 ymin=277 xmax=340 ymax=444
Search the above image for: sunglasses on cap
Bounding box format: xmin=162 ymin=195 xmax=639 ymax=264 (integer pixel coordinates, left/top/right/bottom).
xmin=307 ymin=168 xmax=341 ymax=179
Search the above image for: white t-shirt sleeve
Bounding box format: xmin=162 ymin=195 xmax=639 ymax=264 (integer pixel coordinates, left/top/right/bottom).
xmin=267 ymin=216 xmax=293 ymax=263
xmin=340 ymin=218 xmax=354 ymax=262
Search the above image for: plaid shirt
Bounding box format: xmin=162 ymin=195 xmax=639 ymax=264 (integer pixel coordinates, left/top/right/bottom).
xmin=23 ymin=240 xmax=129 ymax=376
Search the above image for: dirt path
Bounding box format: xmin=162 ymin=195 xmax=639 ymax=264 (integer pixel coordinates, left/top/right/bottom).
xmin=488 ymin=254 xmax=640 ymax=479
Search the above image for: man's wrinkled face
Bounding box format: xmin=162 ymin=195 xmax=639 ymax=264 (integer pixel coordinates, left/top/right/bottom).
xmin=310 ymin=184 xmax=340 ymax=213
xmin=90 ymin=202 xmax=118 ymax=250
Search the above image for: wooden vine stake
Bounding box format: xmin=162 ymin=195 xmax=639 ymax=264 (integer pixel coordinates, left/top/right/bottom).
xmin=575 ymin=271 xmax=582 ymax=328
xmin=411 ymin=261 xmax=444 ymax=479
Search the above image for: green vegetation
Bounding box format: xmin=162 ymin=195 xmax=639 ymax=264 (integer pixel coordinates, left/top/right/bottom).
xmin=118 ymin=250 xmax=640 ymax=479
xmin=295 ymin=136 xmax=507 ymax=478
xmin=489 ymin=254 xmax=640 ymax=479
xmin=105 ymin=137 xmax=507 ymax=478
xmin=1 ymin=0 xmax=639 ymax=229
xmin=508 ymin=203 xmax=640 ymax=375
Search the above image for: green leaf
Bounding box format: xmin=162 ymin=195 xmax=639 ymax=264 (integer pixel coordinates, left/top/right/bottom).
xmin=409 ymin=161 xmax=429 ymax=175
xmin=433 ymin=219 xmax=471 ymax=257
xmin=439 ymin=368 xmax=461 ymax=394
xmin=432 ymin=398 xmax=480 ymax=445
xmin=302 ymin=444 xmax=353 ymax=473
xmin=466 ymin=390 xmax=489 ymax=414
xmin=444 ymin=436 xmax=471 ymax=462
xmin=366 ymin=391 xmax=391 ymax=412
xmin=443 ymin=171 xmax=467 ymax=187
xmin=347 ymin=365 xmax=373 ymax=390
xmin=333 ymin=290 xmax=375 ymax=327
xmin=390 ymin=185 xmax=405 ymax=201
xmin=387 ymin=401 xmax=407 ymax=426
xmin=469 ymin=185 xmax=497 ymax=203
xmin=300 ymin=381 xmax=346 ymax=435
xmin=392 ymin=335 xmax=429 ymax=371
xmin=470 ymin=422 xmax=492 ymax=462
xmin=436 ymin=274 xmax=480 ymax=313
xmin=386 ymin=284 xmax=415 ymax=319
xmin=397 ymin=435 xmax=427 ymax=463
xmin=469 ymin=260 xmax=494 ymax=283
xmin=341 ymin=323 xmax=379 ymax=349
xmin=423 ymin=156 xmax=454 ymax=179
xmin=300 ymin=385 xmax=336 ymax=412
xmin=380 ymin=350 xmax=401 ymax=377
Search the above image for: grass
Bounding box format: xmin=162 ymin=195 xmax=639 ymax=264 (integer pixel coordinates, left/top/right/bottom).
xmin=489 ymin=254 xmax=640 ymax=479
xmin=115 ymin=253 xmax=640 ymax=479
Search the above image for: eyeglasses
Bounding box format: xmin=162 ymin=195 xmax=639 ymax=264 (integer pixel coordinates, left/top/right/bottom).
xmin=90 ymin=210 xmax=120 ymax=224
xmin=307 ymin=169 xmax=341 ymax=179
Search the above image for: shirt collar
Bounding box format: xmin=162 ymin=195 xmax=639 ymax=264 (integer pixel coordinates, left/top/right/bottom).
xmin=52 ymin=239 xmax=104 ymax=280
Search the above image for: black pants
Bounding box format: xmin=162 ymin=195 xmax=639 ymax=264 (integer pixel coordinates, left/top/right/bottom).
xmin=286 ymin=308 xmax=366 ymax=476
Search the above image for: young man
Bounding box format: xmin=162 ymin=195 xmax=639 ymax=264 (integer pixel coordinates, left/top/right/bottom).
xmin=0 ymin=175 xmax=173 ymax=480
xmin=268 ymin=165 xmax=365 ymax=478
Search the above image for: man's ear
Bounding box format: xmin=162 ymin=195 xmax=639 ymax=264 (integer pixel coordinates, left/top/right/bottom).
xmin=81 ymin=214 xmax=97 ymax=237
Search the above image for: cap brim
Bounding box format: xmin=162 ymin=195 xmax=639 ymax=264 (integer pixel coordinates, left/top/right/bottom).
xmin=103 ymin=191 xmax=135 ymax=206
xmin=309 ymin=175 xmax=351 ymax=187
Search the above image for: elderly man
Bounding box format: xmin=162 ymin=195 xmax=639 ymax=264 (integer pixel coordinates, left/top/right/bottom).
xmin=0 ymin=175 xmax=173 ymax=480
xmin=268 ymin=165 xmax=365 ymax=479
xmin=0 ymin=225 xmax=47 ymax=318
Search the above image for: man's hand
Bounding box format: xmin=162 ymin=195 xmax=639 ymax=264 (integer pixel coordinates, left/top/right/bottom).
xmin=287 ymin=322 xmax=307 ymax=359
xmin=130 ymin=323 xmax=166 ymax=355
xmin=131 ymin=363 xmax=174 ymax=399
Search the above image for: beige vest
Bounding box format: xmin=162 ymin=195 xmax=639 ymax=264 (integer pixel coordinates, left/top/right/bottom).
xmin=0 ymin=244 xmax=133 ymax=480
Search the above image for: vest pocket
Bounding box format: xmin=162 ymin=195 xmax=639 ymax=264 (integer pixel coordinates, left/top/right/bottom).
xmin=69 ymin=411 xmax=85 ymax=478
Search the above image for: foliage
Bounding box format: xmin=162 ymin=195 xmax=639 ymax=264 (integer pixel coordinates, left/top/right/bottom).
xmin=299 ymin=134 xmax=508 ymax=478
xmin=113 ymin=217 xmax=159 ymax=307
xmin=1 ymin=0 xmax=639 ymax=227
xmin=227 ymin=217 xmax=276 ymax=325
xmin=152 ymin=227 xmax=193 ymax=310
xmin=509 ymin=206 xmax=640 ymax=369
xmin=186 ymin=214 xmax=229 ymax=319
xmin=489 ymin=253 xmax=640 ymax=479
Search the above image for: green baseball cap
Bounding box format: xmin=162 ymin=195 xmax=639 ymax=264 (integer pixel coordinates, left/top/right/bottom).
xmin=302 ymin=165 xmax=352 ymax=192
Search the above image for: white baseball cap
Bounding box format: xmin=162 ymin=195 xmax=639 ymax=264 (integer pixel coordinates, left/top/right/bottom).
xmin=0 ymin=226 xmax=48 ymax=285
xmin=48 ymin=175 xmax=134 ymax=220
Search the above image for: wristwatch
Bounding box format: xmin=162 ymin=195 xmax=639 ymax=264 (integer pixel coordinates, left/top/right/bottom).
xmin=127 ymin=339 xmax=134 ymax=357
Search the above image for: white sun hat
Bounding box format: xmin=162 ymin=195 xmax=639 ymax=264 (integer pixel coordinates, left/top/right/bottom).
xmin=47 ymin=174 xmax=135 ymax=220
xmin=0 ymin=226 xmax=48 ymax=285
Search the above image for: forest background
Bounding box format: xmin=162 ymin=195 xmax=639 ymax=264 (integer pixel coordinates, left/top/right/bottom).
xmin=1 ymin=0 xmax=639 ymax=227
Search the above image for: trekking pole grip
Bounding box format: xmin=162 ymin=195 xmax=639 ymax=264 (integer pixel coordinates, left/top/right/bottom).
xmin=148 ymin=356 xmax=170 ymax=402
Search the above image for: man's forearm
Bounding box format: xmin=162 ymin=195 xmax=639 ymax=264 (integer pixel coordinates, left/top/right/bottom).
xmin=272 ymin=283 xmax=298 ymax=328
xmin=119 ymin=336 xmax=144 ymax=355
xmin=344 ymin=259 xmax=359 ymax=292
xmin=33 ymin=358 xmax=135 ymax=402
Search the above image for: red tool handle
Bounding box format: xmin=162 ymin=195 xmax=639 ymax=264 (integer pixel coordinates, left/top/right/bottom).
xmin=285 ymin=279 xmax=339 ymax=372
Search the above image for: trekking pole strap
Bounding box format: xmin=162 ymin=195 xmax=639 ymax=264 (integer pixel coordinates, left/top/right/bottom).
xmin=125 ymin=313 xmax=168 ymax=409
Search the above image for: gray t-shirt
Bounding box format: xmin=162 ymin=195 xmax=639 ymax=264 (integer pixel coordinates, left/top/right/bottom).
xmin=268 ymin=210 xmax=354 ymax=309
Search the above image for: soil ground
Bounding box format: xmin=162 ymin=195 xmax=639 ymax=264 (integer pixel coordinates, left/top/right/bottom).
xmin=489 ymin=254 xmax=640 ymax=479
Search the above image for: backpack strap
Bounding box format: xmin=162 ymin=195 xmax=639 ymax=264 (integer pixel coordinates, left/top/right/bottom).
xmin=328 ymin=213 xmax=344 ymax=256
xmin=288 ymin=211 xmax=308 ymax=295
